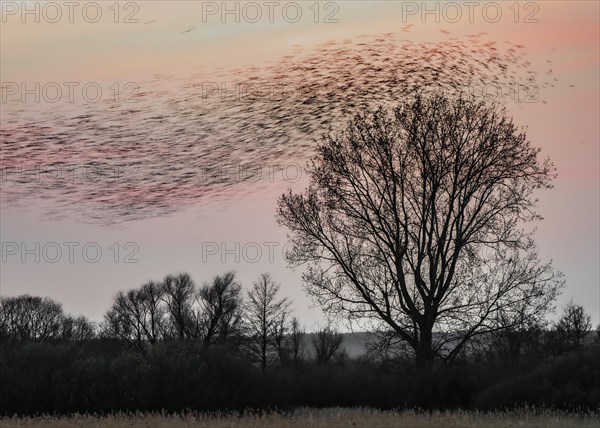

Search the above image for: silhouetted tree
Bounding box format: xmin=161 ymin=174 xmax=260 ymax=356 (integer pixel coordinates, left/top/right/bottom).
xmin=0 ymin=295 xmax=65 ymax=341
xmin=556 ymin=301 xmax=592 ymax=351
xmin=488 ymin=309 xmax=544 ymax=362
xmin=0 ymin=295 xmax=96 ymax=342
xmin=2 ymin=291 xmax=600 ymax=414
xmin=289 ymin=317 xmax=306 ymax=364
xmin=161 ymin=273 xmax=197 ymax=339
xmin=102 ymin=281 xmax=166 ymax=352
xmin=60 ymin=315 xmax=96 ymax=341
xmin=245 ymin=273 xmax=291 ymax=372
xmin=198 ymin=272 xmax=244 ymax=346
xmin=139 ymin=281 xmax=166 ymax=343
xmin=272 ymin=312 xmax=291 ymax=364
xmin=277 ymin=94 xmax=563 ymax=368
xmin=312 ymin=324 xmax=343 ymax=365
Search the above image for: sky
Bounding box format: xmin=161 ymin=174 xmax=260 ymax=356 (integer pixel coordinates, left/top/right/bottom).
xmin=1 ymin=1 xmax=599 ymax=329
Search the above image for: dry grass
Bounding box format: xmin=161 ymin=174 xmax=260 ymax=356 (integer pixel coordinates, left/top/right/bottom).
xmin=1 ymin=407 xmax=598 ymax=428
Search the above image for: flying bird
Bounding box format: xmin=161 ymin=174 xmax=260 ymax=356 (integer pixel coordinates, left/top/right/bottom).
xmin=181 ymin=26 xmax=197 ymax=34
xmin=1 ymin=32 xmax=543 ymax=223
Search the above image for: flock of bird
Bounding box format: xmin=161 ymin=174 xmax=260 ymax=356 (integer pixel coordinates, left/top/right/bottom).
xmin=0 ymin=31 xmax=557 ymax=224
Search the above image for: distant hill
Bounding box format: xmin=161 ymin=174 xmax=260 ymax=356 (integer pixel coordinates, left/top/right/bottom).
xmin=302 ymin=332 xmax=372 ymax=359
xmin=303 ymin=330 xmax=599 ymax=360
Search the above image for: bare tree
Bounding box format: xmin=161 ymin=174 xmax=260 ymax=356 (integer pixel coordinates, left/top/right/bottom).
xmin=272 ymin=312 xmax=291 ymax=364
xmin=198 ymin=271 xmax=244 ymax=346
xmin=271 ymin=316 xmax=307 ymax=365
xmin=556 ymin=300 xmax=592 ymax=351
xmin=311 ymin=324 xmax=343 ymax=365
xmin=0 ymin=295 xmax=96 ymax=342
xmin=102 ymin=281 xmax=166 ymax=352
xmin=488 ymin=308 xmax=544 ymax=362
xmin=289 ymin=317 xmax=306 ymax=364
xmin=103 ymin=292 xmax=143 ymax=351
xmin=60 ymin=315 xmax=96 ymax=341
xmin=138 ymin=281 xmax=166 ymax=344
xmin=162 ymin=273 xmax=197 ymax=339
xmin=0 ymin=295 xmax=64 ymax=341
xmin=245 ymin=273 xmax=291 ymax=372
xmin=101 ymin=272 xmax=245 ymax=350
xmin=277 ymin=94 xmax=563 ymax=368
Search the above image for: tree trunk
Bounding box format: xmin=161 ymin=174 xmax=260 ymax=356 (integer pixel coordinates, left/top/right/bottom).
xmin=415 ymin=322 xmax=435 ymax=407
xmin=416 ymin=323 xmax=434 ymax=369
xmin=261 ymin=334 xmax=267 ymax=374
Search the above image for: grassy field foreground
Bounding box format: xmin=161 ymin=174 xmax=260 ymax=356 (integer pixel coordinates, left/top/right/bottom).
xmin=1 ymin=408 xmax=598 ymax=428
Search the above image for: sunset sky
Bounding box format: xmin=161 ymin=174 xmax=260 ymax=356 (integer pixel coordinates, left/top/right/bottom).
xmin=1 ymin=1 xmax=598 ymax=329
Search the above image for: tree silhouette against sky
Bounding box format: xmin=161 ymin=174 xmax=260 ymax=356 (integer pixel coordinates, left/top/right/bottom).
xmin=277 ymin=93 xmax=564 ymax=368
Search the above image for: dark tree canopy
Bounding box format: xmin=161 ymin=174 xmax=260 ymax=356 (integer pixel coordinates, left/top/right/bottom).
xmin=102 ymin=271 xmax=245 ymax=351
xmin=277 ymin=94 xmax=564 ymax=366
xmin=162 ymin=273 xmax=197 ymax=340
xmin=0 ymin=295 xmax=63 ymax=341
xmin=0 ymin=295 xmax=94 ymax=342
xmin=198 ymin=271 xmax=244 ymax=346
xmin=103 ymin=281 xmax=166 ymax=352
xmin=556 ymin=300 xmax=592 ymax=351
xmin=311 ymin=324 xmax=344 ymax=365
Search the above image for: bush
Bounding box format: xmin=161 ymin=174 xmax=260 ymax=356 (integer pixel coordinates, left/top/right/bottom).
xmin=473 ymin=348 xmax=600 ymax=410
xmin=1 ymin=338 xmax=598 ymax=415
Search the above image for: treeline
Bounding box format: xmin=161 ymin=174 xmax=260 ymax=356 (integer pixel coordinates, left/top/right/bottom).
xmin=1 ymin=272 xmax=599 ymax=415
xmin=0 ymin=272 xmax=345 ymax=366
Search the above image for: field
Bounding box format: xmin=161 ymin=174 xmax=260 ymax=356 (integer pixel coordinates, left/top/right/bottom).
xmin=1 ymin=408 xmax=598 ymax=428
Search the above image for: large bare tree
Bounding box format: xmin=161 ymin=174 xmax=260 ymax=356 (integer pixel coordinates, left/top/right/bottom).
xmin=277 ymin=94 xmax=563 ymax=367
